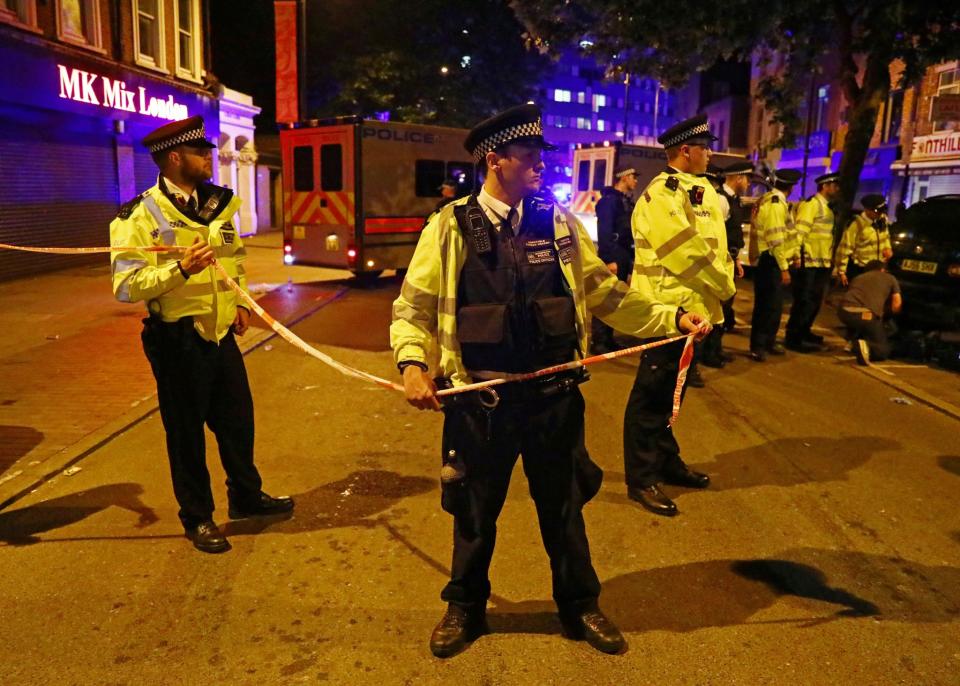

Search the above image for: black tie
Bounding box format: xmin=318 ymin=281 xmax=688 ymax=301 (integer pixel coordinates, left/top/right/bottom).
xmin=502 ymin=208 xmax=517 ymax=236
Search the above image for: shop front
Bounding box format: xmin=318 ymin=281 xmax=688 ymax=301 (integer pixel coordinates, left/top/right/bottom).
xmin=891 ymin=130 xmax=960 ymax=212
xmin=0 ymin=33 xmax=218 ymax=280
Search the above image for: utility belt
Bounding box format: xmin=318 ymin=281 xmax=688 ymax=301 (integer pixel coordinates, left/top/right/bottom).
xmin=436 ymin=368 xmax=589 ymax=413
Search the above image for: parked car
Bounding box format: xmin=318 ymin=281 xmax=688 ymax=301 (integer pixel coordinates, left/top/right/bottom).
xmin=888 ymin=194 xmax=960 ymax=331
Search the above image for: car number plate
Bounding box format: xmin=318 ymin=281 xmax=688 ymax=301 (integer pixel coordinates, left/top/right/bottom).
xmin=900 ymin=259 xmax=938 ymax=274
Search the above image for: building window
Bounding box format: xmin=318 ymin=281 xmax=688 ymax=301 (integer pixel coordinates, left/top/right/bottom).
xmin=594 ymin=94 xmax=606 ymax=110
xmin=576 ymin=117 xmax=591 ymax=130
xmin=934 ymin=68 xmax=960 ymax=132
xmin=174 ymin=0 xmax=202 ymax=80
xmin=57 ymin=0 xmax=102 ymax=49
xmin=597 ymin=120 xmax=606 ymax=132
xmin=554 ymin=89 xmax=571 ymax=103
xmin=134 ymin=0 xmax=165 ymax=70
xmin=1 ymin=0 xmax=37 ymax=26
xmin=883 ymin=89 xmax=904 ymax=143
xmin=577 ymin=92 xmax=586 ymax=104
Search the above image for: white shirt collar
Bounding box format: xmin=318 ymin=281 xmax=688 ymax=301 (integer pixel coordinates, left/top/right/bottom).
xmin=477 ymin=185 xmax=523 ymax=231
xmin=161 ymin=175 xmax=199 ymax=204
xmin=722 ymin=183 xmax=736 ymax=196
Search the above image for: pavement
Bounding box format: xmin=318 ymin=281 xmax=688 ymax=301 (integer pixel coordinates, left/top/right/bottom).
xmin=0 ymin=231 xmax=350 ymax=510
xmin=1 ymin=245 xmax=959 ymax=684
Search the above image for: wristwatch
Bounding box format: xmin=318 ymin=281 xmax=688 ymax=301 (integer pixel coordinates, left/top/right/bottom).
xmin=675 ymin=306 xmax=687 ymax=330
xmin=397 ymin=360 xmax=428 ymax=374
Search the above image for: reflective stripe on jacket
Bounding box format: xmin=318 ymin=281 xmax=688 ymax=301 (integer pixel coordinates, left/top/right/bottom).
xmin=753 ymin=189 xmax=798 ymax=272
xmin=795 ymin=193 xmax=835 ymax=268
xmin=390 ymin=196 xmax=679 ymax=386
xmin=631 ymin=170 xmax=735 ymax=324
xmin=109 ymin=182 xmax=247 ymax=342
xmin=835 ymin=212 xmax=892 ymax=274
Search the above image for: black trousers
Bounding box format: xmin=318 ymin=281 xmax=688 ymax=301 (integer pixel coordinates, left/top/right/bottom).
xmin=722 ymin=294 xmax=736 ymax=330
xmin=838 ymin=309 xmax=893 ymax=360
xmin=750 ymin=252 xmax=785 ymax=351
xmin=141 ymin=317 xmax=262 ymax=529
xmin=623 ymin=341 xmax=690 ymax=489
xmin=439 ymin=388 xmax=602 ymax=611
xmin=786 ymin=266 xmax=831 ymax=343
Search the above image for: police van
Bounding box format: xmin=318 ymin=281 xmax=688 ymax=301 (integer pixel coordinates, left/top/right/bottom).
xmin=280 ymin=116 xmax=475 ymax=279
xmin=570 ymin=141 xmax=745 ymax=241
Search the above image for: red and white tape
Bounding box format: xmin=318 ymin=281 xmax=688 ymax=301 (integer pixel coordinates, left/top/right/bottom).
xmin=1 ymin=242 xmax=697 ymax=423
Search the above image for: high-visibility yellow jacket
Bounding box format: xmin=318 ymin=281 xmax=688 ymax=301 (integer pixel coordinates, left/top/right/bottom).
xmin=835 ymin=212 xmax=892 ymax=274
xmin=390 ymin=196 xmax=679 ymax=386
xmin=631 ymin=170 xmax=735 ymax=324
xmin=109 ymin=180 xmax=247 ymax=343
xmin=795 ymin=193 xmax=835 ymax=268
xmin=752 ymin=188 xmax=799 ymax=272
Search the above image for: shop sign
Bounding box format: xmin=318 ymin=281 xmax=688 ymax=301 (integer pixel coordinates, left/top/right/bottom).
xmin=57 ymin=65 xmax=188 ymax=121
xmin=911 ymin=131 xmax=960 ymax=161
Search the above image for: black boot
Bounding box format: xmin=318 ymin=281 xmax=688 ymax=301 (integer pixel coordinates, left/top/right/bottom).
xmin=429 ymin=604 xmax=488 ymax=658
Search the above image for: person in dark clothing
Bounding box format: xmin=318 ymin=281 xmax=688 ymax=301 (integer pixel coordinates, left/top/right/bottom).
xmin=591 ymin=166 xmax=638 ymax=353
xmin=838 ymin=260 xmax=901 ymax=364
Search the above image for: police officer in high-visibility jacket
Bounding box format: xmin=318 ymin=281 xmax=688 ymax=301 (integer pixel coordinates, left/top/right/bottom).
xmin=390 ymin=105 xmax=709 ymax=658
xmin=623 ymin=114 xmax=735 ymax=517
xmin=835 ymin=194 xmax=892 ymax=286
xmin=785 ymin=172 xmax=841 ymax=350
xmin=749 ymin=168 xmax=802 ymax=361
xmin=110 ymin=116 xmax=292 ymax=555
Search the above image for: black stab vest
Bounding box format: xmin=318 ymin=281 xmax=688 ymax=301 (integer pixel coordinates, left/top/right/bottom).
xmin=453 ymin=195 xmax=578 ymax=373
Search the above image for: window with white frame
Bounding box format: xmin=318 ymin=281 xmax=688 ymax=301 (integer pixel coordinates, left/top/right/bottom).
xmin=57 ymin=0 xmax=102 ymax=49
xmin=577 ymin=92 xmax=585 ymax=104
xmin=554 ymin=89 xmax=571 ymax=103
xmin=134 ymin=0 xmax=165 ymax=70
xmin=174 ymin=0 xmax=202 ymax=80
xmin=0 ymin=0 xmax=37 ymax=27
xmin=934 ymin=67 xmax=959 ymax=132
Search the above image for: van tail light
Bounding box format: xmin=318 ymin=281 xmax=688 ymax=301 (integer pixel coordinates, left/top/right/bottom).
xmin=347 ymin=244 xmax=357 ymax=267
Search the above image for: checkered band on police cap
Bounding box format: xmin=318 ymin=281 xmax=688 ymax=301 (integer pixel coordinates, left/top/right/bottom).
xmin=471 ymin=119 xmax=545 ymax=161
xmin=660 ymin=122 xmax=710 ymax=148
xmin=147 ymin=123 xmax=207 ymax=153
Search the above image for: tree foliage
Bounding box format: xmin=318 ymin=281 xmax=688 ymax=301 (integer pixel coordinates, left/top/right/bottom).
xmin=305 ymin=0 xmax=549 ymax=127
xmin=514 ymin=0 xmax=960 ymax=205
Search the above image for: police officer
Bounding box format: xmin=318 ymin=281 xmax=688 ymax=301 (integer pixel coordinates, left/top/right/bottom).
xmin=717 ymin=160 xmax=753 ymax=334
xmin=785 ymin=172 xmax=840 ymax=350
xmin=836 ymin=194 xmax=892 ymax=286
xmin=749 ymin=168 xmax=802 ymax=361
xmin=110 ymin=116 xmax=293 ymax=554
xmin=390 ymin=104 xmax=708 ymax=658
xmin=623 ymin=114 xmax=735 ymax=516
xmin=591 ymin=164 xmax=638 ymax=353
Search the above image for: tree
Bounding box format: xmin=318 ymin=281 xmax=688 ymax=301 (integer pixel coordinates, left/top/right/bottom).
xmin=514 ymin=0 xmax=960 ymax=211
xmin=304 ymin=0 xmax=550 ymax=127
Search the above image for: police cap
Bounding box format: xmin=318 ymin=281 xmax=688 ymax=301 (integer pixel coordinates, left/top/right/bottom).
xmin=465 ymin=104 xmax=557 ymax=161
xmin=860 ymin=193 xmax=887 ymax=211
xmin=771 ymin=168 xmax=802 ymax=185
xmin=657 ymin=113 xmax=718 ymax=148
xmin=614 ymin=166 xmax=637 ymax=178
xmin=721 ymin=160 xmax=754 ymax=177
xmin=815 ymin=172 xmax=840 ymax=185
xmin=439 ymin=177 xmax=457 ymax=189
xmin=142 ymin=115 xmax=216 ymax=154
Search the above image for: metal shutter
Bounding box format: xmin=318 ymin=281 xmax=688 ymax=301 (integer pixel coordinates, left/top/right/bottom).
xmin=929 ymin=173 xmax=960 ymax=197
xmin=0 ymin=113 xmax=119 ymax=281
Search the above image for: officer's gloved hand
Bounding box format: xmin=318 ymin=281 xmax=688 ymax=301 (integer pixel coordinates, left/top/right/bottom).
xmin=402 ymin=366 xmax=441 ymax=411
xmin=678 ymin=312 xmax=712 ymax=341
xmin=181 ymin=237 xmax=215 ymax=274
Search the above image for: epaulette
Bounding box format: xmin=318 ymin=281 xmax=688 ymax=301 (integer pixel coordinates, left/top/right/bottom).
xmin=665 ymin=176 xmax=679 ymax=192
xmin=116 ymin=191 xmax=147 ymax=219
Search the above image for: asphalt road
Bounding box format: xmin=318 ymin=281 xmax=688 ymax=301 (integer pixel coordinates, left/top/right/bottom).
xmin=1 ymin=272 xmax=959 ymax=685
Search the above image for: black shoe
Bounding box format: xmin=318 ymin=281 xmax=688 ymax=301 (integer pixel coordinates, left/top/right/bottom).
xmin=560 ymin=606 xmax=626 ymax=654
xmin=749 ymin=349 xmax=767 ymax=362
xmin=228 ymin=492 xmax=295 ymax=519
xmin=686 ymin=369 xmax=706 ymax=388
xmin=785 ymin=339 xmax=818 ymax=353
xmin=720 ymin=352 xmax=736 ymax=363
xmin=627 ymin=485 xmax=678 ymax=516
xmin=185 ymin=520 xmax=231 ymax=554
xmin=700 ymin=356 xmax=725 ymax=369
xmin=429 ymin=605 xmax=488 ymax=658
xmin=766 ymin=343 xmax=786 ymax=355
xmin=663 ymin=468 xmax=710 ymax=489
xmin=804 ymin=332 xmax=824 ymax=345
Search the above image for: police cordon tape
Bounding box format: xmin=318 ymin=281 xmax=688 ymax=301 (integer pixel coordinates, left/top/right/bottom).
xmin=0 ymin=242 xmax=696 ymax=424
